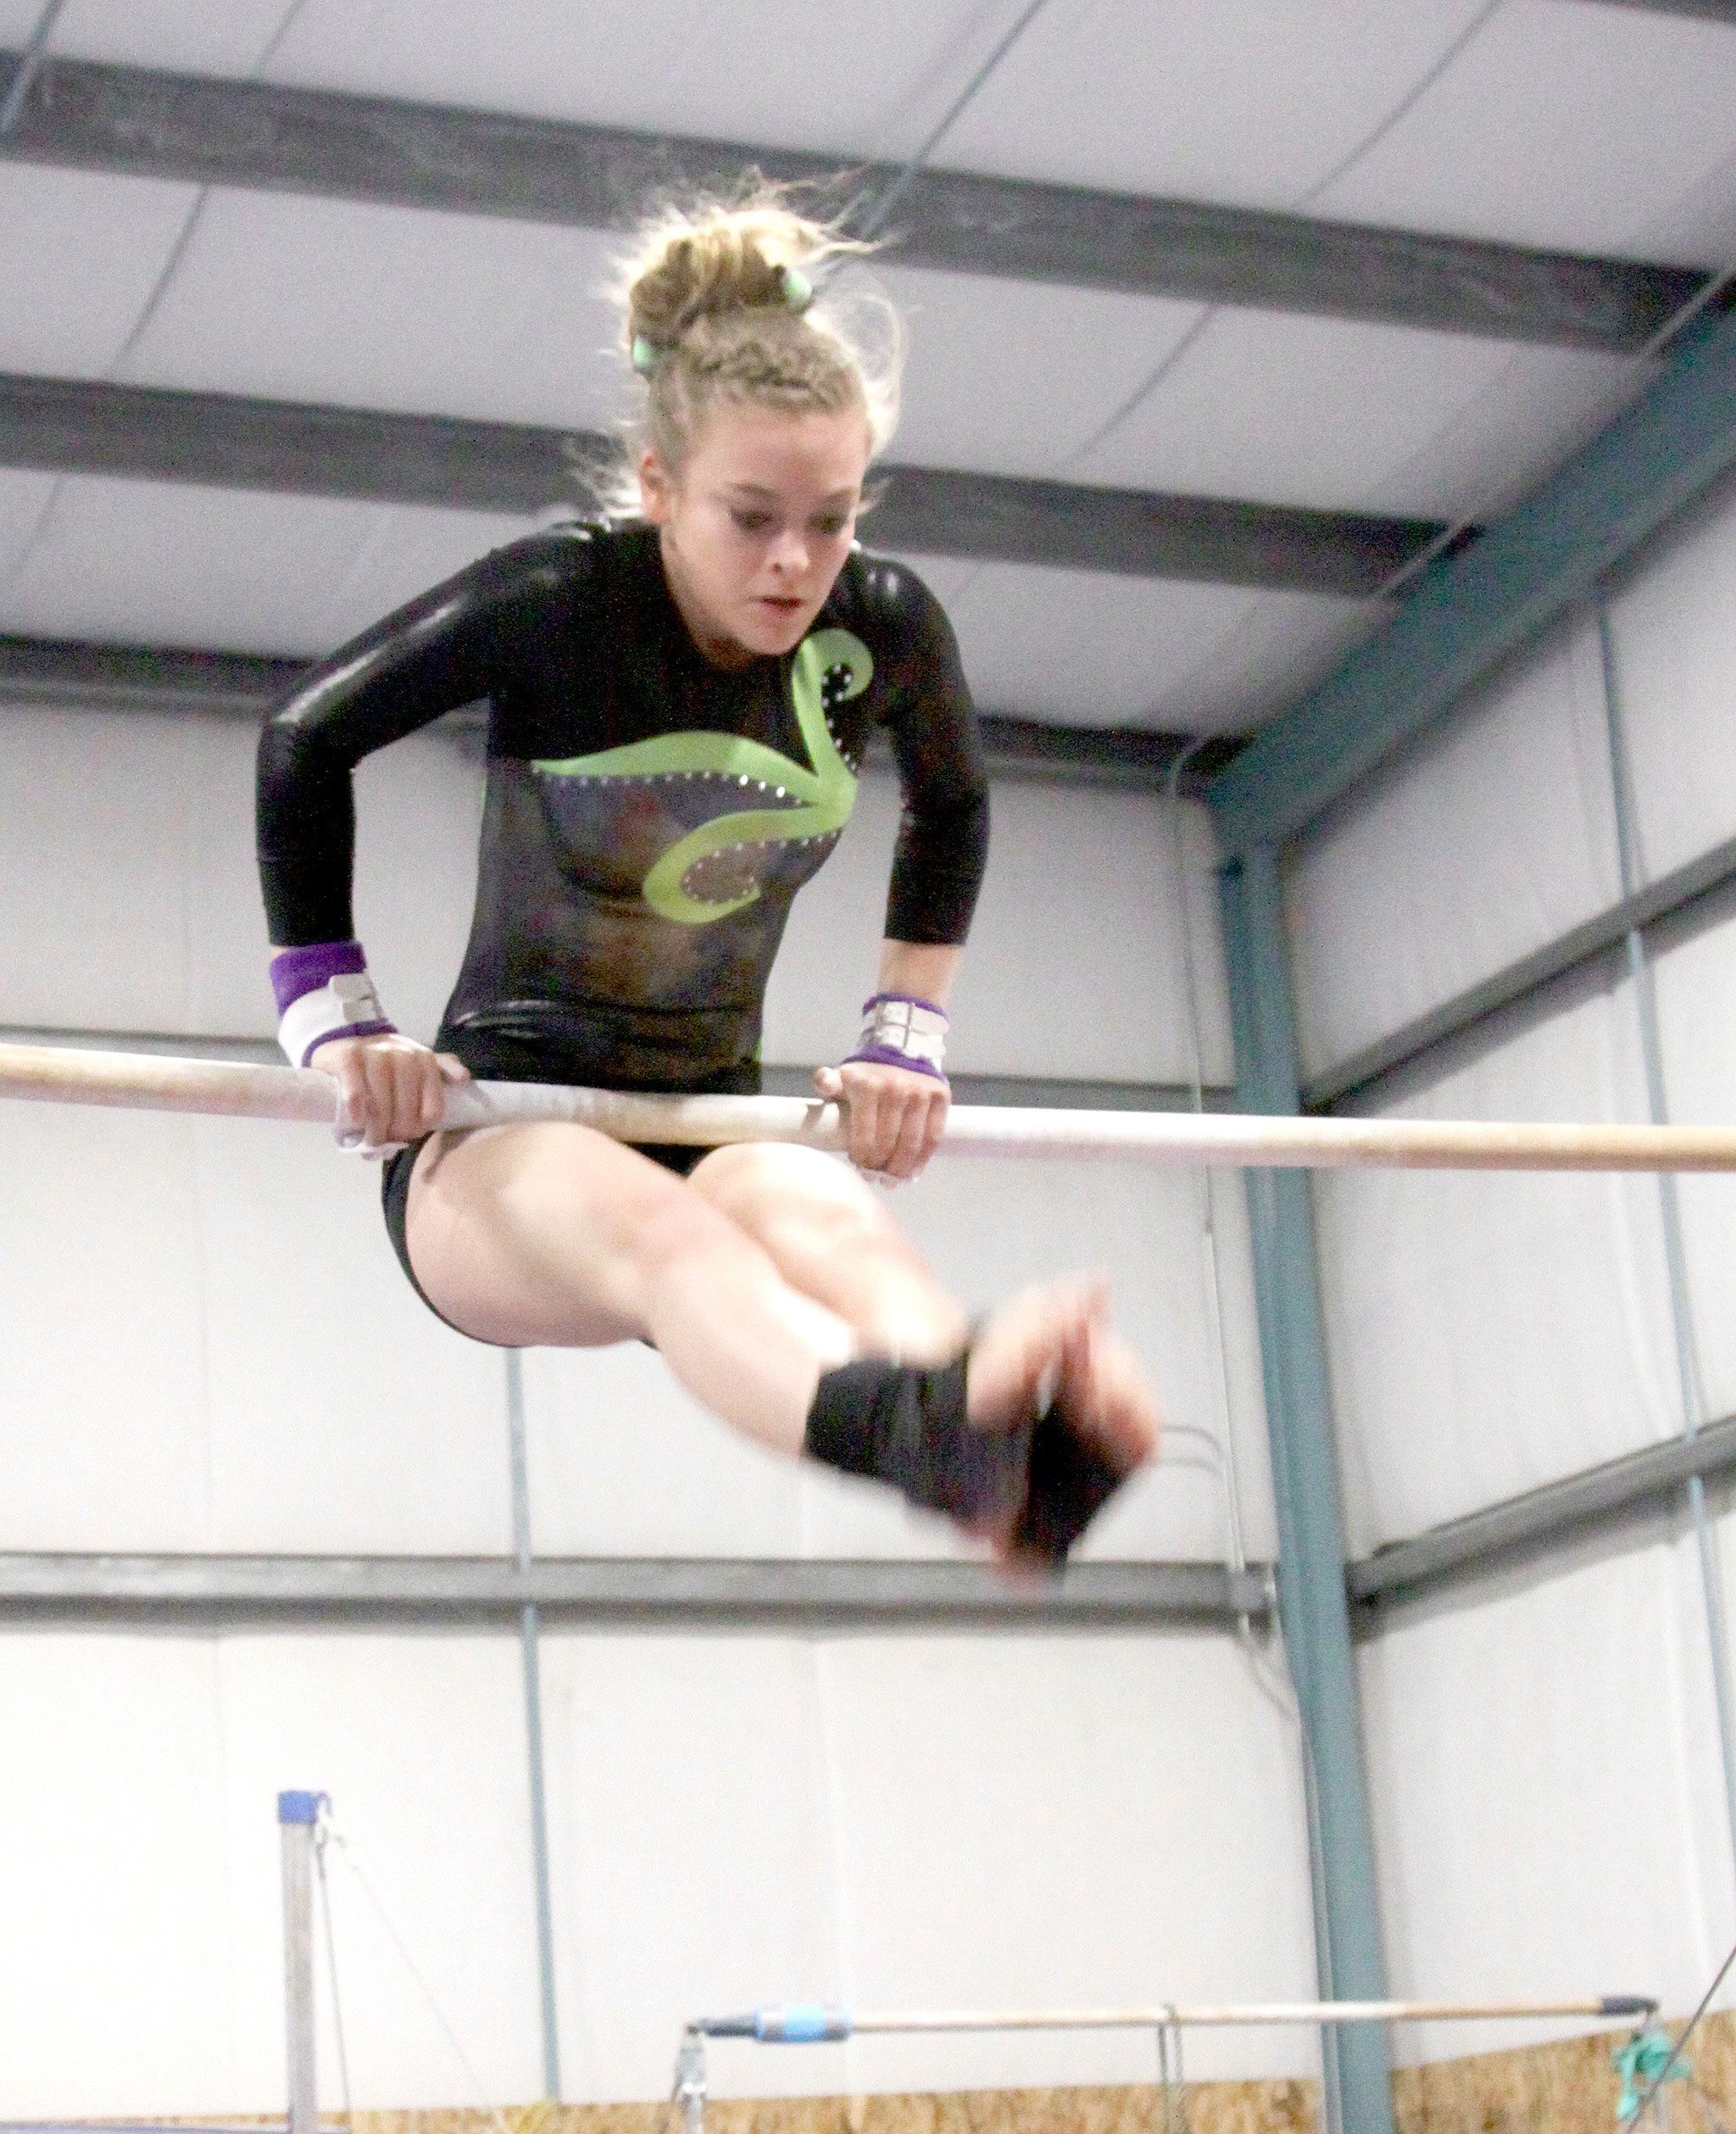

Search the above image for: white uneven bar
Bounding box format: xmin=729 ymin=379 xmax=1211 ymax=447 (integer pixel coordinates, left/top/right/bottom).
xmin=3 ymin=1039 xmax=1736 ymax=1173
xmin=842 ymin=1997 xmax=1655 ymax=2031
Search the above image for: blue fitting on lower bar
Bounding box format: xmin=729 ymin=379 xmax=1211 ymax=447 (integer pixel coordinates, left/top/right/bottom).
xmin=276 ymin=1790 xmax=328 ymax=1825
xmin=1601 ymin=1995 xmax=1661 ymax=2019
xmin=756 ymin=2006 xmax=850 ymax=2043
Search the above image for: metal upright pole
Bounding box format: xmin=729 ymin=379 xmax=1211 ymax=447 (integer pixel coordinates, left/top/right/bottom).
xmin=278 ymin=1789 xmax=324 ymax=2134
xmin=507 ymin=1348 xmax=563 ymax=2098
xmin=1594 ymin=593 xmax=1736 ymax=1881
xmin=1219 ymin=847 xmax=1395 ymax=2134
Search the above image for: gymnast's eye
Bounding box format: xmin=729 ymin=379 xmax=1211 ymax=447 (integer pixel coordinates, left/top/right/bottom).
xmin=731 ymin=509 xmax=775 ymax=534
xmin=813 ymin=512 xmax=850 ymax=538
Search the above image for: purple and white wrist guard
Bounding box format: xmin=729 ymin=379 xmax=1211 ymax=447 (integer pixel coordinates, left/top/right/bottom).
xmin=271 ymin=939 xmax=396 ymax=1067
xmin=848 ymin=993 xmax=949 ymax=1083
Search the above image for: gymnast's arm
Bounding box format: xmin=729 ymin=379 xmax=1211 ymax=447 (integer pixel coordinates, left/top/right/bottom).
xmin=815 ymin=575 xmax=989 ymax=1180
xmin=256 ymin=536 xmax=573 ymax=1147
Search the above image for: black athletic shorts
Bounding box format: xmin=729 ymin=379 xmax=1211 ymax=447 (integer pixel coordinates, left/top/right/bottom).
xmin=379 ymin=1023 xmax=760 ymax=1339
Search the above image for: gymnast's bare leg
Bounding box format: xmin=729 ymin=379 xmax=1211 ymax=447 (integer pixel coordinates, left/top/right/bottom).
xmin=401 ymin=1119 xmax=1159 ymax=1553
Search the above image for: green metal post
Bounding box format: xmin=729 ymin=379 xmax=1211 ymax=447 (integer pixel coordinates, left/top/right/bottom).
xmin=1221 ymin=844 xmax=1394 ymax=2134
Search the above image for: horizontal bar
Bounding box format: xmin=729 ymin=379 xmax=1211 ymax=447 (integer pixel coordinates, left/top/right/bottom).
xmin=10 ymin=1041 xmax=1736 ymax=1170
xmin=0 ymin=51 xmax=1704 ymax=351
xmin=0 ymin=1553 xmax=1270 ymax=1631
xmin=1305 ymin=825 xmax=1736 ymax=1111
xmin=1349 ymin=1412 xmax=1736 ymax=1615
xmin=0 ymin=1029 xmax=1230 ymax=1112
xmin=693 ymin=1994 xmax=1657 ymax=2037
xmin=0 ymin=373 xmax=1436 ymax=594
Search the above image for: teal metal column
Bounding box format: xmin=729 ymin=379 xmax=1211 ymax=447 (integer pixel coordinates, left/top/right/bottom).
xmin=1221 ymin=844 xmax=1394 ymax=2134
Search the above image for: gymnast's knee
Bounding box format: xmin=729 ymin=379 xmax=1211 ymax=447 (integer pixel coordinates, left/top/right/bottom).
xmin=623 ymin=1182 xmax=756 ymax=1301
xmin=693 ymin=1141 xmax=904 ymax=1252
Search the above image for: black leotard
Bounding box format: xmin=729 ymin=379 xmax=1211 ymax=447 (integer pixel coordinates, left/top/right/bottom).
xmin=257 ymin=521 xmax=988 ymax=1092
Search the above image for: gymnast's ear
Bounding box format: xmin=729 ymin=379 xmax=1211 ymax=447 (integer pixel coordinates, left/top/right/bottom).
xmin=637 ymin=443 xmax=676 ymax=525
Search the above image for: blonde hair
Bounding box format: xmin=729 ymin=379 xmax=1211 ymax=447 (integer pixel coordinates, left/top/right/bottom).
xmin=599 ymin=192 xmax=902 ymax=512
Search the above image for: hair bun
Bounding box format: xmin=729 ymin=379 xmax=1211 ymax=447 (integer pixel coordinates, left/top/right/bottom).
xmin=626 ymin=203 xmax=845 ymax=354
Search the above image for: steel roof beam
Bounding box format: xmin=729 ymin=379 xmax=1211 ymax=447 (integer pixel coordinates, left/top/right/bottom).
xmin=1349 ymin=1412 xmax=1736 ymax=1623
xmin=0 ymin=371 xmax=1439 ymax=596
xmin=0 ymin=49 xmax=1710 ymax=352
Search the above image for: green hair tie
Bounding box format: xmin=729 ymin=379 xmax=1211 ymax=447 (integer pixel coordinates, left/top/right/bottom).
xmin=780 ymin=265 xmax=813 ymax=312
xmin=631 ymin=335 xmax=662 ymax=376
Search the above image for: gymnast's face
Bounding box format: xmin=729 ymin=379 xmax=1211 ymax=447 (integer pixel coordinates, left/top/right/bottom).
xmin=640 ymin=400 xmax=871 ymax=666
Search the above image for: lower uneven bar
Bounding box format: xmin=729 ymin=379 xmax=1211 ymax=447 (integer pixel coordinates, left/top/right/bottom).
xmin=694 ymin=1994 xmax=1658 ymax=2037
xmin=6 ymin=1040 xmax=1736 ymax=1171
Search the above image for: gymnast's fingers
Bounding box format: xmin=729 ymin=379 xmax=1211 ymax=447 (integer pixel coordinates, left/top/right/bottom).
xmin=309 ymin=1035 xmax=373 ymax=1145
xmin=363 ymin=1041 xmax=420 ymax=1148
xmin=884 ymin=1074 xmax=947 ymax=1179
xmin=840 ymin=1067 xmax=885 ymax=1171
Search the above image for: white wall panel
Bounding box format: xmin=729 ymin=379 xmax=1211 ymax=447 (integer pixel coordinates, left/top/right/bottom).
xmin=3 ymin=478 xmax=384 ymax=655
xmin=1359 ymin=1528 xmax=1733 ymax=2065
xmin=1071 ymin=309 xmax=1632 ymax=524
xmin=1287 ymin=611 xmax=1620 ymax=1084
xmin=0 ymin=468 xmax=60 ymax=593
xmin=0 ymin=164 xmax=200 ymax=378
xmin=121 ymin=191 xmax=630 ymax=432
xmin=1316 ymin=988 xmax=1678 ymax=1554
xmin=259 ymin=0 xmax=1010 ymax=160
xmin=0 ymin=1626 xmax=1316 ymax=2113
xmin=1316 ymin=0 xmax=1736 ymax=263
xmin=0 ymin=703 xmax=481 ymax=1045
xmin=770 ymin=772 xmax=1234 ymax=1084
xmin=40 ymin=0 xmax=298 ymax=74
xmin=880 ymin=268 xmax=1205 ymax=480
xmin=943 ymin=559 xmax=1370 ymax=735
xmin=0 ymin=1102 xmax=509 ymax=1552
xmin=1606 ymin=466 xmax=1736 ymax=886
xmin=542 ymin=1633 xmax=1319 ymax=2100
xmin=0 ymin=476 xmax=535 ymax=660
xmin=0 ymin=1630 xmax=543 ymax=2115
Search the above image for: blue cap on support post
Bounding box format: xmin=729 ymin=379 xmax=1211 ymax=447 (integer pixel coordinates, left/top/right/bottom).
xmin=757 ymin=2007 xmax=851 ymax=2043
xmin=277 ymin=1790 xmax=329 ymax=1825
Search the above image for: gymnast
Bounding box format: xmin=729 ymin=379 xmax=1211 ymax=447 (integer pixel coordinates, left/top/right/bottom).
xmin=256 ymin=197 xmax=1160 ymax=1564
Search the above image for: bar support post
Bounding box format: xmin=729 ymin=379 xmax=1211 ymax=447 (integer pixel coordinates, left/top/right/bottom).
xmin=279 ymin=1788 xmax=324 ymax=2134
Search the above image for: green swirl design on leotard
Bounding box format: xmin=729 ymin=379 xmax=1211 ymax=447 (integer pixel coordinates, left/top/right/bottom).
xmin=531 ymin=627 xmax=872 ymax=924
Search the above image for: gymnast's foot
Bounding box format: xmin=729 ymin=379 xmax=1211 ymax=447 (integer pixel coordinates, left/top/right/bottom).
xmin=965 ymin=1279 xmax=1163 ymax=1567
xmin=801 ymin=1280 xmax=1160 ymax=1564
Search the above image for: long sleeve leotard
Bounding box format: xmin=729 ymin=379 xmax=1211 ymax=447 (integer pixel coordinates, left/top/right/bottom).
xmin=257 ymin=521 xmax=989 ymax=1093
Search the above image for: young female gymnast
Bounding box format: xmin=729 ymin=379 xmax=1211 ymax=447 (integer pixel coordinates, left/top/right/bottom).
xmin=257 ymin=198 xmax=1160 ymax=1563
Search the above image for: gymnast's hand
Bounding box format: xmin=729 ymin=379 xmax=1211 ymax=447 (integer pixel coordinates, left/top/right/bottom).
xmin=309 ymin=1032 xmax=470 ymax=1155
xmin=812 ymin=1058 xmax=949 ymax=1183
